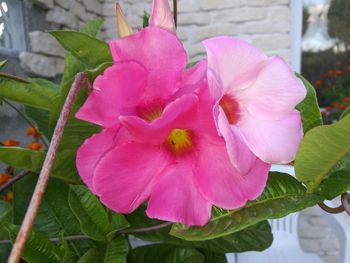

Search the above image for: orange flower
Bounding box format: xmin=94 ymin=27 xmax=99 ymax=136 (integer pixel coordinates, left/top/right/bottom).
xmin=347 ymin=66 xmax=350 ymax=73
xmin=6 ymin=191 xmax=13 ymax=202
xmin=26 ymin=127 xmax=41 ymax=138
xmin=343 ymin=97 xmax=350 ymax=103
xmin=0 ymin=173 xmax=11 ymax=185
xmin=336 ymin=61 xmax=342 ymax=67
xmin=335 ymin=70 xmax=344 ymax=77
xmin=321 ymin=111 xmax=326 ymax=117
xmin=27 ymin=142 xmax=44 ymax=151
xmin=315 ymin=80 xmax=322 ymax=88
xmin=2 ymin=139 xmax=19 ymax=147
xmin=339 ymin=104 xmax=348 ymax=111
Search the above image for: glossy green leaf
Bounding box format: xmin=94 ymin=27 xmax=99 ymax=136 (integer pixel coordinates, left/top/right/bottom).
xmin=104 ymin=236 xmax=129 ymax=263
xmin=0 ymin=202 xmax=12 ymax=262
xmin=295 ymin=114 xmax=350 ymax=192
xmin=296 ymin=74 xmax=323 ymax=133
xmin=0 ymin=147 xmax=44 ymax=172
xmin=6 ymin=224 xmax=60 ymax=263
xmin=106 ymin=213 xmax=130 ymax=240
xmin=25 ymin=106 xmax=51 ymax=139
xmin=170 ymin=173 xmax=322 ymax=241
xmin=0 ymin=59 xmax=8 ymax=69
xmin=129 ymin=244 xmax=205 ymax=263
xmin=317 ymin=169 xmax=350 ymax=200
xmin=50 ymin=31 xmax=111 ymax=69
xmin=341 ymin=106 xmax=350 ymax=119
xmin=0 ymin=147 xmax=81 ymax=183
xmin=200 ymin=250 xmax=227 ymax=263
xmin=0 ymin=78 xmax=59 ymax=110
xmin=69 ymin=185 xmax=110 ymax=241
xmin=127 ymin=207 xmax=272 ymax=253
xmin=13 ymin=175 xmax=92 ymax=260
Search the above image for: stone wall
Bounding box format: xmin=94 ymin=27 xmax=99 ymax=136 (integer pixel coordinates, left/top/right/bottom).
xmin=20 ymin=0 xmax=292 ymax=78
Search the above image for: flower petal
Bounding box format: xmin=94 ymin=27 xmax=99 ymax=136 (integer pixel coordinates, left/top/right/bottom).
xmin=239 ymin=110 xmax=304 ymax=164
xmin=149 ymin=0 xmax=175 ymax=32
xmin=146 ymin=162 xmax=211 ymax=226
xmin=93 ymin=143 xmax=169 ymax=213
xmin=119 ymin=94 xmax=198 ymax=144
xmin=76 ymin=128 xmax=119 ymax=192
xmin=217 ymin=108 xmax=256 ymax=174
xmin=76 ymin=61 xmax=147 ymax=128
xmin=196 ymin=138 xmax=270 ymax=209
xmin=109 ymin=27 xmax=187 ymax=101
xmin=237 ymin=56 xmax=306 ymax=120
xmin=203 ymin=37 xmax=267 ymax=93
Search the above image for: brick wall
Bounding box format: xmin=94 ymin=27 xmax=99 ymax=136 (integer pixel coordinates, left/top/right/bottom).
xmin=20 ymin=0 xmax=292 ymax=78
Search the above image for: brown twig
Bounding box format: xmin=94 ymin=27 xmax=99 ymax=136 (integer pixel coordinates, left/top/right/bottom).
xmin=7 ymin=73 xmax=88 ymax=263
xmin=120 ymin=222 xmax=172 ymax=234
xmin=0 ymin=72 xmax=31 ymax=84
xmin=173 ymin=0 xmax=178 ymax=28
xmin=318 ymin=192 xmax=350 ymax=215
xmin=0 ymin=171 xmax=30 ymax=193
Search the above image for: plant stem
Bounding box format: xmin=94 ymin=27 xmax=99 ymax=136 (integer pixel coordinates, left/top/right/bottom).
xmin=0 ymin=171 xmax=30 ymax=193
xmin=0 ymin=72 xmax=31 ymax=84
xmin=2 ymin=99 xmax=49 ymax=148
xmin=173 ymin=0 xmax=177 ymax=28
xmin=7 ymin=73 xmax=88 ymax=263
xmin=0 ymin=222 xmax=172 ymax=245
xmin=120 ymin=222 xmax=172 ymax=234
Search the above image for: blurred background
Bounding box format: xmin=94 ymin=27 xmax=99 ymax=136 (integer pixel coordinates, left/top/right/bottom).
xmin=0 ymin=1 xmax=349 ymax=262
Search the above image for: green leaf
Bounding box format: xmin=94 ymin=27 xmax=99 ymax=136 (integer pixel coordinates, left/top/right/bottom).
xmin=170 ymin=172 xmax=322 ymax=241
xmin=129 ymin=244 xmax=205 ymax=263
xmin=69 ymin=185 xmax=110 ymax=241
xmin=143 ymin=12 xmax=150 ymax=28
xmin=0 ymin=201 xmax=13 ymax=225
xmin=104 ymin=236 xmax=129 ymax=263
xmin=317 ymin=169 xmax=350 ymax=200
xmin=77 ymin=246 xmax=106 ymax=263
xmin=106 ymin=213 xmax=130 ymax=241
xmin=0 ymin=59 xmax=8 ymax=69
xmin=5 ymin=224 xmax=60 ymax=263
xmin=341 ymin=106 xmax=350 ymax=119
xmin=296 ymin=74 xmax=323 ymax=133
xmin=0 ymin=147 xmax=44 ymax=172
xmin=127 ymin=207 xmax=272 ymax=253
xmin=13 ymin=175 xmax=92 ymax=260
xmin=200 ymin=250 xmax=227 ymax=263
xmin=295 ymin=114 xmax=350 ymax=192
xmin=0 ymin=78 xmax=59 ymax=110
xmin=0 ymin=147 xmax=81 ymax=183
xmin=50 ymin=31 xmax=112 ymax=69
xmin=25 ymin=106 xmax=51 ymax=139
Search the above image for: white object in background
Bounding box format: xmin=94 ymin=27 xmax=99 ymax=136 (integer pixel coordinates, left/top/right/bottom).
xmin=323 ymin=200 xmax=350 ymax=263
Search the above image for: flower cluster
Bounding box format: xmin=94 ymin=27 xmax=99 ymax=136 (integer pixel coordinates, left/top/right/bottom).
xmin=76 ymin=0 xmax=306 ymax=226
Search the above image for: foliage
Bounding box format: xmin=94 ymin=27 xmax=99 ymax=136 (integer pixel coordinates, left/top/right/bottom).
xmin=0 ymin=15 xmax=349 ymax=263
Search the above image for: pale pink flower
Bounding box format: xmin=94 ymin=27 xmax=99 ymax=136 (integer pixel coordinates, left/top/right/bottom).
xmin=203 ymin=37 xmax=306 ymax=173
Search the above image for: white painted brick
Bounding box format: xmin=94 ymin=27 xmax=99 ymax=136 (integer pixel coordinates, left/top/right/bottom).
xmin=198 ymin=0 xmax=245 ymax=10
xmin=19 ymin=52 xmax=64 ymax=78
xmin=46 ymin=6 xmax=78 ymax=29
xmin=213 ymin=7 xmax=267 ymax=23
xmin=29 ymin=31 xmax=64 ymax=57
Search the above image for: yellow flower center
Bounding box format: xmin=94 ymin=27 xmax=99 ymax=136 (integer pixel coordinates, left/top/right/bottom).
xmin=165 ymin=129 xmax=194 ymax=155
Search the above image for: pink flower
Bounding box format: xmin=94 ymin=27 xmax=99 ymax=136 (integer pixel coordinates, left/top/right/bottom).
xmin=75 ymin=3 xmax=271 ymax=226
xmin=203 ymin=37 xmax=306 ymax=172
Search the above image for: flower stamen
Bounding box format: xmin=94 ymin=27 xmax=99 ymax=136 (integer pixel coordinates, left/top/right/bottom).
xmin=165 ymin=129 xmax=193 ymax=155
